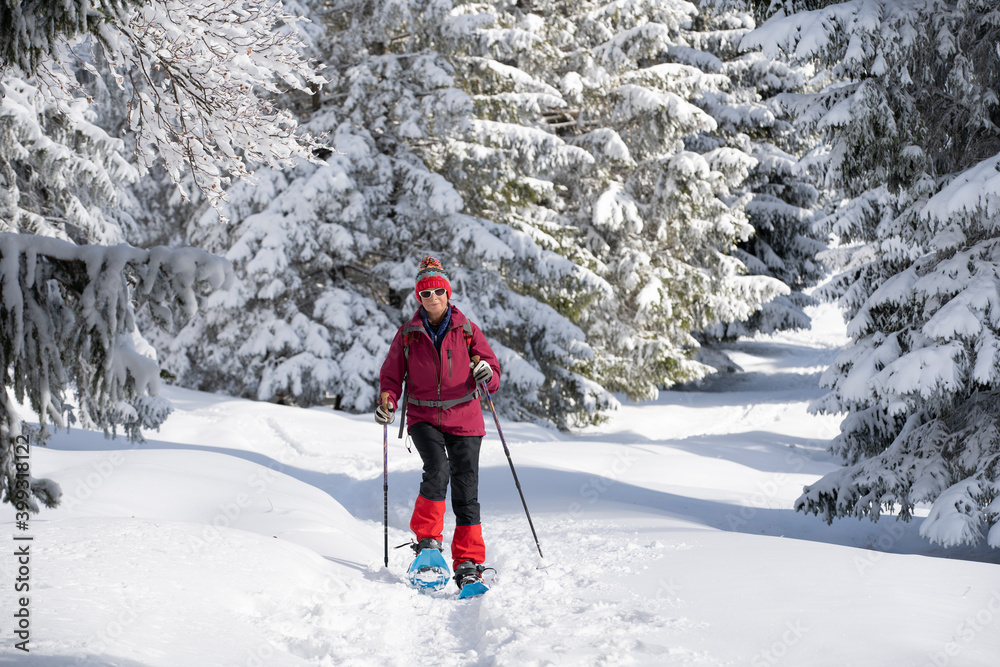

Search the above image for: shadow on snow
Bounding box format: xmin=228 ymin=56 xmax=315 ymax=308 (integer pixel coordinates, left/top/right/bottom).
xmin=44 ymin=434 xmax=1000 ymax=567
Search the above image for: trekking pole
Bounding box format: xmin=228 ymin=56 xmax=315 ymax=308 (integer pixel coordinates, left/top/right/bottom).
xmin=478 ymin=379 xmax=544 ymax=559
xmin=383 ymin=423 xmax=389 ymax=568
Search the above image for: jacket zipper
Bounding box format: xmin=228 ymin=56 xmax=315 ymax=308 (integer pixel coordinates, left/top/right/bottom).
xmin=424 ymin=323 xmax=457 ymax=429
xmin=436 ymin=333 xmax=443 ymax=428
xmin=438 ymin=325 xmax=458 ymax=428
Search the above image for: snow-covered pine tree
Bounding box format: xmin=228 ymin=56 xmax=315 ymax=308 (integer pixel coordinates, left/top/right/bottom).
xmin=417 ymin=0 xmax=623 ymax=423
xmin=690 ymin=2 xmax=828 ymax=341
xmin=0 ymin=0 xmax=320 ymax=508
xmin=746 ymin=0 xmax=1000 ymax=547
xmin=0 ymin=73 xmax=135 ymax=244
xmin=0 ymin=1 xmax=141 ymax=77
xmin=158 ymin=0 xmax=615 ymax=427
xmin=0 ymin=234 xmax=231 ymax=510
xmin=446 ymin=0 xmax=787 ymax=400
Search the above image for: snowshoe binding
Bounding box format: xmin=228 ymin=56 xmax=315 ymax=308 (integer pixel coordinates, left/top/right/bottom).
xmin=454 ymin=560 xmax=492 ymax=599
xmin=405 ymin=538 xmax=450 ymax=591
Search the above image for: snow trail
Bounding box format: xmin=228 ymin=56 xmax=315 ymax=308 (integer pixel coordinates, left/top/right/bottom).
xmin=3 ymin=303 xmax=1000 ymax=665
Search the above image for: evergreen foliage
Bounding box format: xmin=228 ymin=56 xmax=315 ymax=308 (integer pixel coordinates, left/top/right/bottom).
xmin=693 ymin=3 xmax=829 ymax=340
xmin=0 ymin=0 xmax=142 ymax=77
xmin=0 ymin=234 xmax=231 ymax=510
xmin=160 ymin=0 xmax=814 ymax=423
xmin=0 ymin=1 xmax=320 ymax=509
xmin=746 ymin=0 xmax=1000 ymax=547
xmin=155 ymin=0 xmax=616 ymax=427
xmin=0 ymin=74 xmax=135 ymax=244
xmin=429 ymin=0 xmax=794 ymax=400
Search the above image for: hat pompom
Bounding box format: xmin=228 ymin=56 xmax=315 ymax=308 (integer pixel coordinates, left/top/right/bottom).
xmin=418 ymin=256 xmax=445 ymax=274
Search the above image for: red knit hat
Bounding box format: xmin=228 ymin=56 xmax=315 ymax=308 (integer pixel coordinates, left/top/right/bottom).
xmin=415 ymin=256 xmax=452 ymax=299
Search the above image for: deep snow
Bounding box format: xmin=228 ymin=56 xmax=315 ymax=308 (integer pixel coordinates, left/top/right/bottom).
xmin=2 ymin=302 xmax=999 ymax=666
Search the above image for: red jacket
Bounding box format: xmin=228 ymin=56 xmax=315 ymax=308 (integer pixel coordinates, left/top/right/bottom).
xmin=379 ymin=305 xmax=500 ymax=436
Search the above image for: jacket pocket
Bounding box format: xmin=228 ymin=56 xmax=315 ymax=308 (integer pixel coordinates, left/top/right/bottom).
xmin=447 ymin=350 xmax=453 ymax=377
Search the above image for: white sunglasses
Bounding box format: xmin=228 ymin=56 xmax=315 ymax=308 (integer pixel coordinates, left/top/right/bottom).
xmin=419 ymin=288 xmax=448 ymax=299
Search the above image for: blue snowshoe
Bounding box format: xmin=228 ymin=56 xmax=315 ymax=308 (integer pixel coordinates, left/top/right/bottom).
xmin=406 ymin=538 xmax=451 ymax=591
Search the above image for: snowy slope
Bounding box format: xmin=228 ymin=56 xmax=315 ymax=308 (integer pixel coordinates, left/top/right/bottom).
xmin=2 ymin=302 xmax=999 ymax=666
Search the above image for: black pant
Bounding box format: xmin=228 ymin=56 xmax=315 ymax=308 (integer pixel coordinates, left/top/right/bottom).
xmin=410 ymin=421 xmax=482 ymax=526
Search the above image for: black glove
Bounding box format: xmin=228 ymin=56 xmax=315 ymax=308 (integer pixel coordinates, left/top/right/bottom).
xmin=472 ymin=359 xmax=493 ymax=384
xmin=375 ymin=404 xmax=394 ymax=425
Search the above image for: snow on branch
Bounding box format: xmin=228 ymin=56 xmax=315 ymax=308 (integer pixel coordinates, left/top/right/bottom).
xmin=0 ymin=232 xmax=232 ymax=511
xmin=923 ymin=150 xmax=1000 ymax=232
xmin=94 ymin=0 xmax=327 ymax=209
xmin=6 ymin=0 xmax=327 ymax=213
xmin=0 ymin=1 xmax=141 ymax=76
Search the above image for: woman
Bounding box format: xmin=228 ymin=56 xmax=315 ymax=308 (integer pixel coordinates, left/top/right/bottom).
xmin=376 ymin=256 xmax=501 ymax=591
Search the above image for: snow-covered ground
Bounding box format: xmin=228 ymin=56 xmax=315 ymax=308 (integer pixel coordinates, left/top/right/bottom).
xmin=2 ymin=302 xmax=1000 ymax=666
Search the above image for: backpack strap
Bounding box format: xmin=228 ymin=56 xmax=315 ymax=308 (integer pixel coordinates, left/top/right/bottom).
xmin=397 ymin=325 xmax=419 ymax=439
xmin=462 ymin=321 xmax=473 ymax=353
xmin=396 ymin=321 xmax=429 ymax=438
xmin=402 ymin=322 xmax=424 ymax=361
